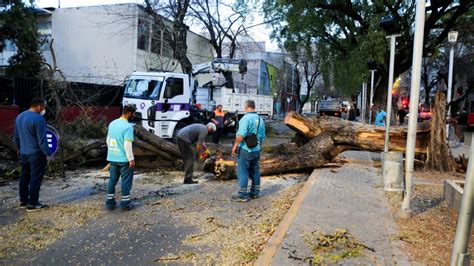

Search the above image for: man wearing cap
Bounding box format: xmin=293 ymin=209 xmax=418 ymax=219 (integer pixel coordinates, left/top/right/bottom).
xmin=177 ymin=123 xmax=216 ymax=184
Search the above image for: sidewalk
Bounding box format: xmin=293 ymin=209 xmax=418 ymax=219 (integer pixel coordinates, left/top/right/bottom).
xmin=256 ymin=151 xmax=410 ymax=265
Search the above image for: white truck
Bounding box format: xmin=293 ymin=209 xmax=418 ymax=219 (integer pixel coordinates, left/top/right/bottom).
xmin=318 ymin=97 xmax=342 ymax=117
xmin=122 ymin=59 xmax=273 ymax=141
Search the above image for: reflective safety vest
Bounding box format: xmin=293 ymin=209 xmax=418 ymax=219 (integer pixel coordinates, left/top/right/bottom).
xmin=213 ymin=110 xmax=225 ymax=128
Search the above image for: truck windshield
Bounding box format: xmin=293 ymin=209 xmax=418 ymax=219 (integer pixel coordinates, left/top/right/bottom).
xmin=124 ymin=78 xmax=163 ymax=99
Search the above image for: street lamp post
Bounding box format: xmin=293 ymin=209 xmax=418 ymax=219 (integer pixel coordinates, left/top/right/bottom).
xmin=380 ymin=16 xmax=401 ymax=152
xmin=451 ymin=132 xmax=474 ymax=265
xmin=361 ymin=83 xmax=367 ymax=124
xmin=368 ymin=60 xmax=377 ymax=125
xmin=446 ymin=31 xmax=458 ymax=141
xmin=400 ymin=0 xmax=426 ymax=217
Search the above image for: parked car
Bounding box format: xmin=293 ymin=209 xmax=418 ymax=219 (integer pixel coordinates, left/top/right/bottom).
xmin=418 ymin=104 xmax=431 ymax=121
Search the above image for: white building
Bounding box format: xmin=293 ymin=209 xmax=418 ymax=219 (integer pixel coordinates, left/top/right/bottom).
xmin=0 ymin=4 xmax=214 ymax=85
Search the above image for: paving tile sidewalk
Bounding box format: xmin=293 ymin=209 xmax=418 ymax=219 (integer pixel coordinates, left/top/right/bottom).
xmin=257 ymin=151 xmax=410 ymax=265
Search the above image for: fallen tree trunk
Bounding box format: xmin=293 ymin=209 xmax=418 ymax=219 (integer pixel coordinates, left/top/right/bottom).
xmin=284 ymin=112 xmax=430 ymax=153
xmin=210 ymin=112 xmax=432 ymax=179
xmin=210 ymin=133 xmax=346 ymax=179
xmin=133 ymin=126 xmax=181 ymax=159
xmin=48 ymin=126 xmax=181 ymax=168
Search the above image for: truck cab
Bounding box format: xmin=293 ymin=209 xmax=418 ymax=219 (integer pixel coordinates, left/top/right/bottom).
xmin=123 ymin=72 xmax=194 ymax=140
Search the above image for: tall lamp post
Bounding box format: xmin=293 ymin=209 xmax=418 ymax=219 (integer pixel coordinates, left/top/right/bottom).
xmin=368 ymin=60 xmax=377 ymax=125
xmin=380 ymin=16 xmax=401 ymax=152
xmin=400 ymin=0 xmax=426 ymax=217
xmin=446 ymin=31 xmax=458 ymax=141
xmin=361 ymin=83 xmax=367 ymax=124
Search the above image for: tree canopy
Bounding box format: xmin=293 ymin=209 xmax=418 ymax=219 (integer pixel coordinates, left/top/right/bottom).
xmin=263 ymin=0 xmax=473 ymax=101
xmin=0 ymin=0 xmax=43 ymax=79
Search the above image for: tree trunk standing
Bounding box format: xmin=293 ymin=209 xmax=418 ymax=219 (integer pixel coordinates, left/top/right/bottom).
xmin=173 ymin=22 xmax=193 ymax=74
xmin=425 ymin=91 xmax=456 ymax=171
xmin=142 ymin=0 xmax=192 ymax=74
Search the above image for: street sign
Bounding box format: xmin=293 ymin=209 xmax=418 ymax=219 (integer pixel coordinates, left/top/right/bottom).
xmin=46 ymin=126 xmax=59 ymax=155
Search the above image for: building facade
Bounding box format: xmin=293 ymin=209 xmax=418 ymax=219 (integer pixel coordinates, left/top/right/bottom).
xmin=0 ymin=4 xmax=214 ymax=85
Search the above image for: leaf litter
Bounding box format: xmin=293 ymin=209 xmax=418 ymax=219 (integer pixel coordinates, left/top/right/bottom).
xmin=154 ymin=181 xmax=305 ymax=265
xmin=303 ymin=229 xmax=373 ymax=264
xmin=0 ymin=200 xmax=103 ymax=259
xmin=386 ymin=182 xmax=474 ymax=264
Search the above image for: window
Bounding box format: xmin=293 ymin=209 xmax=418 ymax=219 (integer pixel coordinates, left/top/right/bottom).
xmin=151 ymin=26 xmax=162 ymax=55
xmin=137 ymin=19 xmax=150 ymax=51
xmin=124 ymin=78 xmax=163 ymax=99
xmin=162 ymin=32 xmax=173 ymax=58
xmin=163 ymin=77 xmax=184 ymax=99
xmin=3 ymin=39 xmax=16 ymax=51
xmin=37 ymin=22 xmax=52 ymax=51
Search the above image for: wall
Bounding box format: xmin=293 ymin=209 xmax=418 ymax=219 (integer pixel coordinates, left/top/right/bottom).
xmin=0 ymin=105 xmax=19 ymax=136
xmin=134 ymin=8 xmax=214 ymax=73
xmin=51 ymin=4 xmax=137 ymax=85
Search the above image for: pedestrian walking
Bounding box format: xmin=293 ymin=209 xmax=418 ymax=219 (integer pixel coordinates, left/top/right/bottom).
xmin=455 ymin=107 xmax=468 ymax=144
xmin=14 ymin=97 xmax=52 ymax=211
xmin=348 ymin=105 xmax=356 ymax=121
xmin=210 ymin=105 xmax=225 ymax=144
xmin=231 ymin=100 xmax=266 ymax=202
xmin=397 ymin=108 xmax=406 ymax=126
xmin=177 ymin=123 xmax=216 ymax=184
xmin=375 ymin=106 xmax=387 ymax=126
xmin=105 ymin=105 xmax=136 ymax=211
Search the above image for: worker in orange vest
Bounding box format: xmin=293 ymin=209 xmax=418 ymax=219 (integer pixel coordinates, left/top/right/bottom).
xmin=211 ymin=105 xmax=225 ymax=144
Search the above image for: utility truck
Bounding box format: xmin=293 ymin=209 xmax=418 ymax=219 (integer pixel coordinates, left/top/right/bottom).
xmin=318 ymin=97 xmax=342 ymax=117
xmin=122 ymin=59 xmax=273 ymax=141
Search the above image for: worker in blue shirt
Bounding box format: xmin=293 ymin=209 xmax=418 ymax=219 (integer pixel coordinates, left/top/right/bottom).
xmin=231 ymin=100 xmax=266 ymax=202
xmin=105 ymin=105 xmax=136 ymax=211
xmin=375 ymin=106 xmax=387 ymax=127
xmin=14 ymin=97 xmax=52 ymax=212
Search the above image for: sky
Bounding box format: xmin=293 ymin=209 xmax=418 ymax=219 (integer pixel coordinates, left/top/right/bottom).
xmin=35 ymin=0 xmax=280 ymax=52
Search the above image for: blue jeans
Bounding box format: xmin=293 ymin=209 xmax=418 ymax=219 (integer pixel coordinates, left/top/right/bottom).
xmin=237 ymin=149 xmax=261 ymax=198
xmin=107 ymin=162 xmax=134 ymax=208
xmin=19 ymin=152 xmax=47 ymax=205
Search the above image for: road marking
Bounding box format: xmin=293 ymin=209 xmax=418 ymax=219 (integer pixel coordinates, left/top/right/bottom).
xmin=254 ymin=169 xmax=320 ymax=266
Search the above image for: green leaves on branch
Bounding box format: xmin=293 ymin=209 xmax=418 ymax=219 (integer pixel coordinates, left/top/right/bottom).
xmin=263 ymin=0 xmax=473 ymax=100
xmin=0 ymin=0 xmax=43 ymax=79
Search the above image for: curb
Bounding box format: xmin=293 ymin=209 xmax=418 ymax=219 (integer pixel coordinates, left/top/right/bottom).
xmin=254 ymin=169 xmax=320 ymax=266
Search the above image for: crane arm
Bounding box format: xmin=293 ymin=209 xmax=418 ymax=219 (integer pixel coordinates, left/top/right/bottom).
xmin=192 ymin=59 xmax=247 ymax=76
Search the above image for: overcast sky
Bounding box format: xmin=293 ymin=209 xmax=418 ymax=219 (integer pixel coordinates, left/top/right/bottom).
xmin=36 ymin=0 xmax=279 ymax=52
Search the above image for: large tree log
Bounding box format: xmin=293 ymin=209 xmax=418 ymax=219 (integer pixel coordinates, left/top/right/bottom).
xmin=133 ymin=126 xmax=181 ymax=158
xmin=210 ymin=112 xmax=433 ymax=179
xmin=284 ymin=111 xmax=430 ymax=153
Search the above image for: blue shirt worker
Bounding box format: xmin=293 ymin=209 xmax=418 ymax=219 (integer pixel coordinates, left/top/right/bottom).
xmin=177 ymin=122 xmax=216 ymax=184
xmin=231 ymin=100 xmax=266 ymax=202
xmin=375 ymin=107 xmax=387 ymax=127
xmin=14 ymin=97 xmax=52 ymax=212
xmin=105 ymin=105 xmax=136 ymax=211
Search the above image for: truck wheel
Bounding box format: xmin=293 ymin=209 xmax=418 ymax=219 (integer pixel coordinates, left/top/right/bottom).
xmin=172 ymin=122 xmax=187 ymax=143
